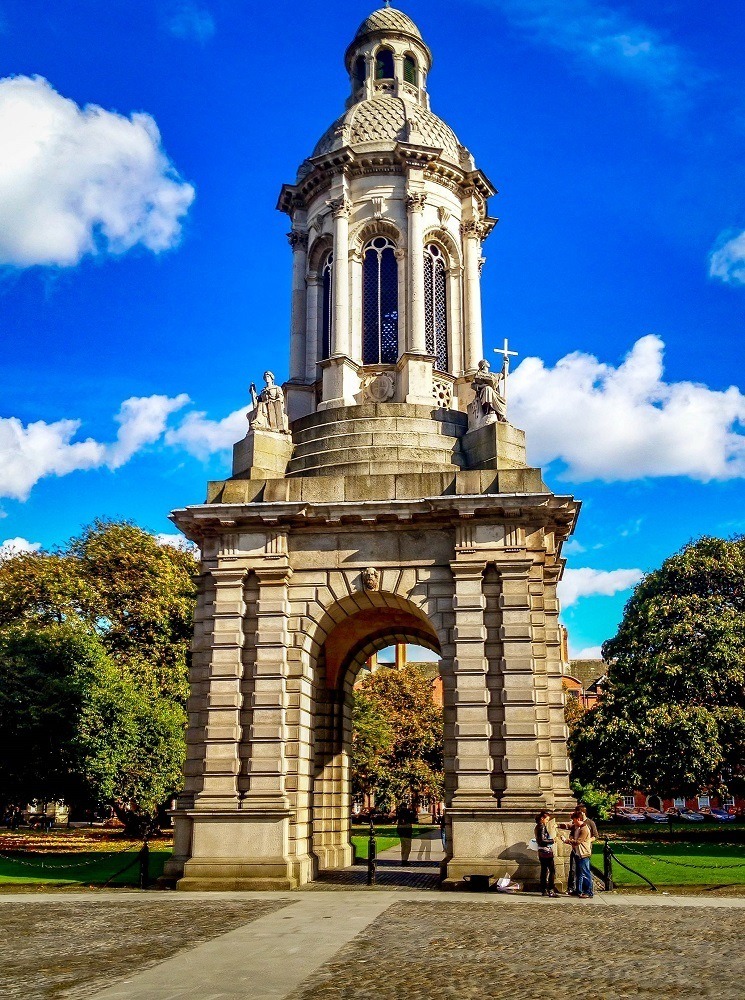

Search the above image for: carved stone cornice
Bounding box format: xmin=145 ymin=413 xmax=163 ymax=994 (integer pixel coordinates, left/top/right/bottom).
xmin=286 ymin=230 xmax=309 ymax=252
xmin=460 ymin=219 xmax=487 ymax=241
xmin=405 ymin=191 xmax=427 ymax=213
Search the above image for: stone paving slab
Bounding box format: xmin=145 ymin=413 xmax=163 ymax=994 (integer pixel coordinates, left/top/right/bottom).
xmin=291 ymin=899 xmax=745 ymax=1000
xmin=0 ymin=896 xmax=285 ymax=1000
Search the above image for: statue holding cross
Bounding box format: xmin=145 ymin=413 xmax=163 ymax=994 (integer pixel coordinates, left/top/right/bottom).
xmin=468 ymin=339 xmax=518 ymax=430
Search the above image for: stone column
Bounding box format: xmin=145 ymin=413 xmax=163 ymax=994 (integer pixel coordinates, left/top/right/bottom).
xmin=461 ymin=220 xmax=484 ymax=371
xmin=330 ymin=196 xmax=351 ymax=357
xmin=449 ymin=561 xmax=494 ymax=805
xmin=304 ymin=275 xmax=321 ymax=379
xmin=244 ymin=564 xmax=293 ymax=807
xmin=496 ymin=559 xmax=547 ymax=809
xmin=287 ymin=230 xmax=308 ymax=381
xmin=406 ymin=191 xmax=427 ymax=355
xmin=194 ymin=565 xmax=246 ymax=809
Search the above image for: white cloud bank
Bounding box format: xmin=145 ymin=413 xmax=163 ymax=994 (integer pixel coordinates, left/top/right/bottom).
xmin=165 ymin=406 xmax=247 ymax=460
xmin=569 ymin=645 xmax=604 ymax=660
xmin=475 ymin=0 xmax=693 ymax=97
xmin=510 ymin=335 xmax=745 ymax=482
xmin=559 ymin=567 xmax=643 ymax=608
xmin=0 ymin=537 xmax=41 ymax=560
xmin=155 ymin=532 xmax=198 ymax=552
xmin=709 ymin=230 xmax=745 ymax=287
xmin=0 ymin=75 xmax=194 ymax=267
xmin=0 ymin=394 xmax=189 ymax=501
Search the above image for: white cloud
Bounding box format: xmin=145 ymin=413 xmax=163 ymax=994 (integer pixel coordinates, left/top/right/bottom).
xmin=0 ymin=75 xmax=194 ymax=268
xmin=559 ymin=567 xmax=643 ymax=608
xmin=709 ymin=230 xmax=745 ymax=287
xmin=570 ymin=645 xmax=603 ymax=660
xmin=562 ymin=538 xmax=586 ymax=555
xmin=165 ymin=406 xmax=247 ymax=460
xmin=0 ymin=394 xmax=189 ymax=501
xmin=155 ymin=532 xmax=198 ymax=552
xmin=0 ymin=537 xmax=41 ymax=560
xmin=164 ymin=2 xmax=215 ymax=43
xmin=475 ymin=0 xmax=694 ymax=98
xmin=509 ymin=335 xmax=745 ymax=482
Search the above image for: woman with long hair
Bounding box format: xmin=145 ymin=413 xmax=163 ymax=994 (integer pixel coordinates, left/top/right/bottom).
xmin=535 ymin=809 xmax=558 ymax=897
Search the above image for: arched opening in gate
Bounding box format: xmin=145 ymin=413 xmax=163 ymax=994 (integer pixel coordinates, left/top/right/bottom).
xmin=309 ymin=594 xmax=450 ymax=876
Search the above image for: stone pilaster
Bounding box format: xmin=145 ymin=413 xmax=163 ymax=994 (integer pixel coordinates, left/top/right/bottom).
xmin=496 ymin=559 xmax=547 ymax=809
xmin=448 ymin=561 xmax=495 ymax=807
xmin=330 ymin=196 xmax=351 ymax=357
xmin=406 ymin=191 xmax=427 ymax=355
xmin=193 ymin=565 xmax=246 ymax=810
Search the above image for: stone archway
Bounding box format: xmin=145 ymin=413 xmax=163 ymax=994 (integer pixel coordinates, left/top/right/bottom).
xmin=307 ymin=594 xmax=446 ymax=872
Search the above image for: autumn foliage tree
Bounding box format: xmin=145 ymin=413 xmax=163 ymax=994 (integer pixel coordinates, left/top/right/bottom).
xmin=0 ymin=521 xmax=198 ymax=829
xmin=351 ymin=664 xmax=443 ymax=810
xmin=570 ymin=536 xmax=745 ymax=799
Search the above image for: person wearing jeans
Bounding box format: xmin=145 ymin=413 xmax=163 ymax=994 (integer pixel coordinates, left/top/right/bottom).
xmin=562 ymin=812 xmax=594 ymax=898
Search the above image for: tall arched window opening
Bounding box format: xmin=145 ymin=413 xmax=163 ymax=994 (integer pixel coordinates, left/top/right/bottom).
xmin=321 ymin=251 xmax=333 ymax=360
xmin=353 ymin=56 xmax=366 ymax=90
xmin=375 ymin=47 xmax=394 ymax=79
xmin=424 ymin=244 xmax=448 ymax=371
xmin=403 ymin=55 xmax=418 ymax=85
xmin=363 ymin=237 xmax=398 ymax=365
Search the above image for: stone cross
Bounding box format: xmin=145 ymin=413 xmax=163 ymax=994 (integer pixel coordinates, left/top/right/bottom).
xmin=493 ymin=338 xmax=518 ymax=400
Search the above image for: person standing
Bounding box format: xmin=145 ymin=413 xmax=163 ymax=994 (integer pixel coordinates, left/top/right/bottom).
xmin=562 ymin=812 xmax=594 ymax=898
xmin=535 ymin=810 xmax=558 ymax=897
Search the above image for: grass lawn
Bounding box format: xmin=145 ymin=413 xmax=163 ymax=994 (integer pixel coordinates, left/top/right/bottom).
xmin=0 ymin=849 xmax=172 ymax=886
xmin=596 ymin=841 xmax=745 ymax=887
xmin=351 ymin=824 xmax=433 ymax=861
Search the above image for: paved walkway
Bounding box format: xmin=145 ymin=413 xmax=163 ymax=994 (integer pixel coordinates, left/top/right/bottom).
xmin=0 ymin=889 xmax=743 ymax=999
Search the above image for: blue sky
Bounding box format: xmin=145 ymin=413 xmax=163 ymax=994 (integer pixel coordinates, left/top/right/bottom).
xmin=1 ymin=0 xmax=744 ymax=657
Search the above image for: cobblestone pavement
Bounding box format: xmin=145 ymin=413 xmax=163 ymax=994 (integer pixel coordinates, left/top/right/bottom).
xmin=303 ymin=860 xmax=441 ymax=891
xmin=291 ymin=900 xmax=745 ymax=1000
xmin=0 ymin=896 xmax=285 ymax=1000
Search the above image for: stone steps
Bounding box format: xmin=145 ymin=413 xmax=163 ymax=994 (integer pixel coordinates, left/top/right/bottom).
xmin=286 ymin=403 xmax=468 ymax=478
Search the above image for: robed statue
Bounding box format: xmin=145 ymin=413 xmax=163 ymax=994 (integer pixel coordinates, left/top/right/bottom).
xmin=248 ymin=371 xmax=289 ymax=433
xmin=468 ymin=359 xmax=507 ymax=429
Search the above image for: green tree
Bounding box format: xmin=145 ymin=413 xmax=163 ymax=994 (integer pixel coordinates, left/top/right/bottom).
xmin=351 ymin=665 xmax=443 ymax=809
xmin=0 ymin=624 xmax=186 ymax=825
xmin=570 ymin=536 xmax=745 ymax=799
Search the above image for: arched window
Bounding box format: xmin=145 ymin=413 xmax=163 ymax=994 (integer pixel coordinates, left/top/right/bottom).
xmin=375 ymin=47 xmax=394 ymax=79
xmin=424 ymin=243 xmax=448 ymax=371
xmin=363 ymin=237 xmax=398 ymax=365
xmin=321 ymin=251 xmax=333 ymax=360
xmin=353 ymin=55 xmax=366 ymax=90
xmin=403 ymin=54 xmax=418 ymax=86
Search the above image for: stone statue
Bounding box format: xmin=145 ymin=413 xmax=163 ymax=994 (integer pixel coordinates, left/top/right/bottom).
xmin=469 ymin=359 xmax=506 ymax=428
xmin=248 ymin=371 xmax=289 ymax=433
xmin=362 ymin=567 xmax=381 ymax=592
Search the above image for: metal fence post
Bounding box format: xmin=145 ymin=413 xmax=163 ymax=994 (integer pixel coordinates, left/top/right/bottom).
xmin=603 ymin=839 xmax=614 ymax=892
xmin=366 ymin=819 xmax=377 ymax=886
xmin=138 ymin=838 xmax=150 ymax=890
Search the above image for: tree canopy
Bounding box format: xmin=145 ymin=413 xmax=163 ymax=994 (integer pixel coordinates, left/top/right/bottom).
xmin=570 ymin=536 xmax=745 ymax=798
xmin=0 ymin=521 xmax=197 ymax=823
xmin=351 ymin=664 xmax=443 ymax=809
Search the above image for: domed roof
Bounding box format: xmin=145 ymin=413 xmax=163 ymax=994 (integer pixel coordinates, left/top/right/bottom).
xmin=353 ymin=7 xmax=424 ymax=43
xmin=312 ymin=96 xmax=463 ymax=163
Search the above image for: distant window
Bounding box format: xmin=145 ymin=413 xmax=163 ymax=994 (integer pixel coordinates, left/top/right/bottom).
xmin=697 ymin=795 xmax=710 ymax=809
xmin=673 ymin=797 xmax=686 ymax=809
xmin=724 ymin=796 xmax=735 ymax=808
xmin=321 ymin=251 xmax=333 ymax=360
xmin=567 ymin=690 xmax=579 ymax=700
xmin=403 ymin=54 xmax=418 ymax=85
xmin=362 ymin=237 xmax=398 ymax=364
xmin=424 ymin=243 xmax=448 ymax=371
xmin=622 ymin=796 xmax=635 ymax=809
xmin=353 ymin=55 xmax=366 ymax=89
xmin=376 ymin=47 xmax=394 ymax=79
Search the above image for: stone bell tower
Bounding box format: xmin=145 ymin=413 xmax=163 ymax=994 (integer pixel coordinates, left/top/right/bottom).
xmin=166 ymin=4 xmax=580 ymax=891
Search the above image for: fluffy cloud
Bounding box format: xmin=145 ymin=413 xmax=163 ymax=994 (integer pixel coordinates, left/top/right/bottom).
xmin=510 ymin=335 xmax=745 ymax=482
xmin=165 ymin=406 xmax=247 ymax=460
xmin=155 ymin=532 xmax=197 ymax=552
xmin=164 ymin=2 xmax=215 ymax=43
xmin=0 ymin=394 xmax=189 ymax=501
xmin=709 ymin=230 xmax=745 ymax=287
xmin=475 ymin=0 xmax=693 ymax=97
xmin=558 ymin=567 xmax=643 ymax=608
xmin=569 ymin=644 xmax=604 ymax=660
xmin=0 ymin=537 xmax=41 ymax=560
xmin=0 ymin=75 xmax=194 ymax=267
